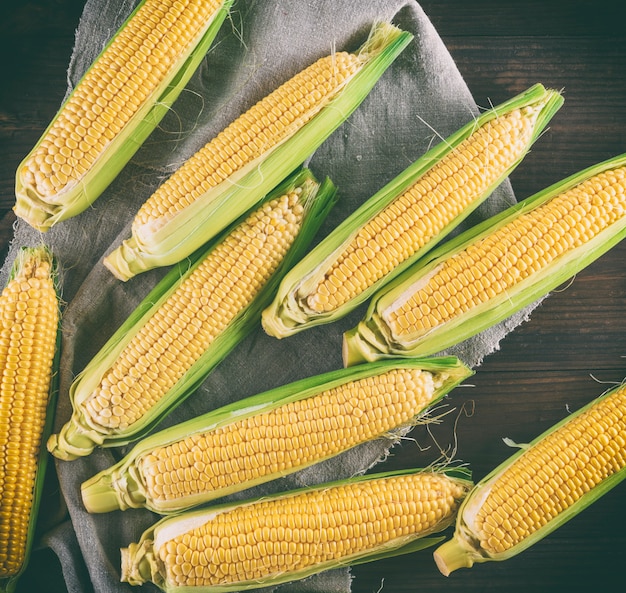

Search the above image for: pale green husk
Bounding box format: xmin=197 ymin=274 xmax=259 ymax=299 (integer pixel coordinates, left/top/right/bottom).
xmin=80 ymin=356 xmax=473 ymax=514
xmin=343 ymin=152 xmax=626 ymax=365
xmin=433 ymin=381 xmax=626 ymax=575
xmin=46 ymin=169 xmax=337 ymax=460
xmin=14 ymin=0 xmax=234 ymax=232
xmin=1 ymin=247 xmax=61 ymax=593
xmin=261 ymin=83 xmax=563 ymax=339
xmin=103 ymin=21 xmax=414 ymax=280
xmin=120 ymin=467 xmax=473 ymax=592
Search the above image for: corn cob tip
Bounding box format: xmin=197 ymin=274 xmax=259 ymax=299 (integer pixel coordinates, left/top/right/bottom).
xmin=433 ymin=537 xmax=478 ymax=576
xmin=120 ymin=541 xmax=156 ymax=587
xmin=81 ymin=472 xmax=133 ymax=513
xmin=342 ymin=324 xmax=378 ymax=366
xmin=102 ymin=238 xmax=143 ymax=281
xmin=46 ymin=417 xmax=100 ymax=460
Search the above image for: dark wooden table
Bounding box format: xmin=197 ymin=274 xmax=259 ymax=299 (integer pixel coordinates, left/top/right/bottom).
xmin=1 ymin=1 xmax=625 ymax=592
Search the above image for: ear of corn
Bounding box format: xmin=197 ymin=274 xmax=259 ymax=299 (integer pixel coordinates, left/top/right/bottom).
xmin=262 ymin=84 xmax=563 ymax=338
xmin=0 ymin=247 xmax=60 ymax=593
xmin=433 ymin=380 xmax=626 ymax=575
xmin=80 ymin=357 xmax=472 ymax=514
xmin=343 ymin=152 xmax=626 ymax=365
xmin=46 ymin=169 xmax=336 ymax=460
xmin=120 ymin=468 xmax=472 ymax=591
xmin=14 ymin=0 xmax=234 ymax=232
xmin=103 ymin=22 xmax=413 ymax=281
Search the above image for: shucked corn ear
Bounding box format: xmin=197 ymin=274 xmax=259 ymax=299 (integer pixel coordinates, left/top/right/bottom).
xmin=121 ymin=468 xmax=472 ymax=591
xmin=343 ymin=152 xmax=626 ymax=365
xmin=81 ymin=357 xmax=472 ymax=514
xmin=103 ymin=21 xmax=413 ymax=280
xmin=434 ymin=379 xmax=626 ymax=575
xmin=14 ymin=0 xmax=233 ymax=232
xmin=0 ymin=247 xmax=60 ymax=593
xmin=47 ymin=169 xmax=336 ymax=460
xmin=262 ymin=84 xmax=563 ymax=338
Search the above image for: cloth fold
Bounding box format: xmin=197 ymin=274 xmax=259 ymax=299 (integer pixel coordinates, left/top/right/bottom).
xmin=2 ymin=1 xmax=541 ymax=591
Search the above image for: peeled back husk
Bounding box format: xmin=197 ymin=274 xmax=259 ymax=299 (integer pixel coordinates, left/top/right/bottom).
xmin=80 ymin=356 xmax=472 ymax=514
xmin=46 ymin=169 xmax=336 ymax=460
xmin=433 ymin=380 xmax=626 ymax=575
xmin=343 ymin=152 xmax=626 ymax=365
xmin=261 ymin=84 xmax=563 ymax=339
xmin=14 ymin=0 xmax=234 ymax=232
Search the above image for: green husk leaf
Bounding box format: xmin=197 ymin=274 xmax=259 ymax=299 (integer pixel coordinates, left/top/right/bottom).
xmin=261 ymin=83 xmax=563 ymax=339
xmin=103 ymin=21 xmax=413 ymax=280
xmin=80 ymin=356 xmax=473 ymax=513
xmin=343 ymin=152 xmax=626 ymax=365
xmin=14 ymin=0 xmax=234 ymax=232
xmin=120 ymin=467 xmax=473 ymax=592
xmin=433 ymin=380 xmax=626 ymax=575
xmin=1 ymin=247 xmax=61 ymax=593
xmin=46 ymin=169 xmax=337 ymax=460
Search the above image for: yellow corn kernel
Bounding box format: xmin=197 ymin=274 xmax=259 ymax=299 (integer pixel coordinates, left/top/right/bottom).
xmin=305 ymin=104 xmax=543 ymax=314
xmin=122 ymin=472 xmax=469 ymax=589
xmin=136 ymin=367 xmax=443 ymax=504
xmin=385 ymin=166 xmax=626 ymax=339
xmin=82 ymin=189 xmax=305 ymax=432
xmin=131 ymin=51 xmax=361 ymax=237
xmin=18 ymin=0 xmax=223 ymax=202
xmin=0 ymin=248 xmax=58 ymax=579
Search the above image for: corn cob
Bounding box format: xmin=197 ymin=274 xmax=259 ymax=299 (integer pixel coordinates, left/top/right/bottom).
xmin=14 ymin=0 xmax=233 ymax=232
xmin=434 ymin=379 xmax=626 ymax=575
xmin=80 ymin=357 xmax=472 ymax=514
xmin=103 ymin=21 xmax=413 ymax=281
xmin=46 ymin=169 xmax=336 ymax=460
xmin=343 ymin=152 xmax=626 ymax=365
xmin=120 ymin=468 xmax=471 ymax=591
xmin=262 ymin=84 xmax=563 ymax=338
xmin=0 ymin=247 xmax=60 ymax=593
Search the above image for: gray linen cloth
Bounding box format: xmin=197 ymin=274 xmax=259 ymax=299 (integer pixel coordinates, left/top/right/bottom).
xmin=1 ymin=1 xmax=543 ymax=591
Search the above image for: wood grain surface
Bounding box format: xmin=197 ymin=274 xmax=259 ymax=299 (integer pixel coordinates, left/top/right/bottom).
xmin=1 ymin=1 xmax=625 ymax=592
